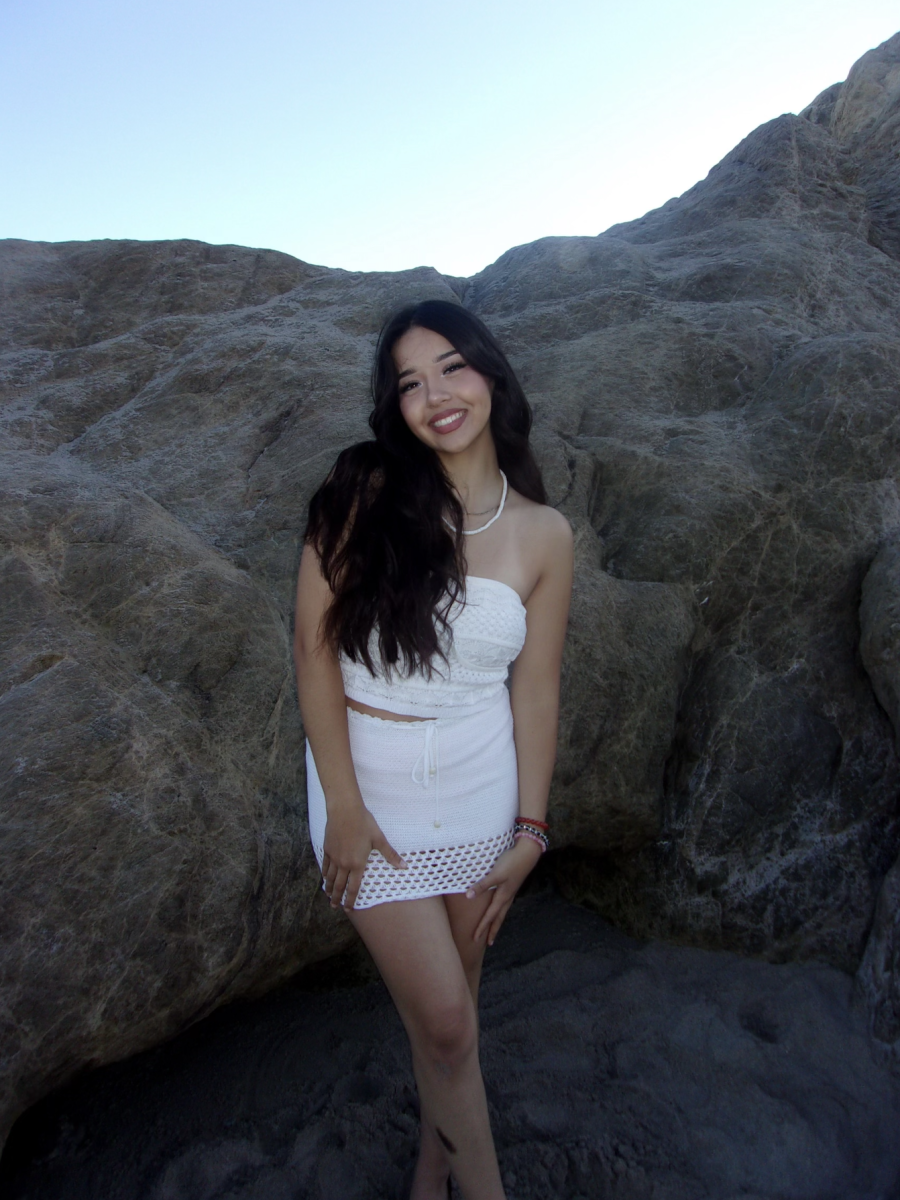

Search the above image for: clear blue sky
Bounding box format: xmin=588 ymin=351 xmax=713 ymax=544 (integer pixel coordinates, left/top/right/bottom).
xmin=1 ymin=0 xmax=896 ymax=277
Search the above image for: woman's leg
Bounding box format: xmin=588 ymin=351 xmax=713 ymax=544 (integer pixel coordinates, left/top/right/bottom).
xmin=444 ymin=889 xmax=493 ymax=1003
xmin=409 ymin=890 xmax=496 ymax=1194
xmin=348 ymin=894 xmax=504 ymax=1200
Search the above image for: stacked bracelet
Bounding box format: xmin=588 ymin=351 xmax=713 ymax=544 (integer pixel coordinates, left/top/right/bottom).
xmin=513 ymin=816 xmax=549 ymax=853
xmin=514 ymin=829 xmax=547 ymax=853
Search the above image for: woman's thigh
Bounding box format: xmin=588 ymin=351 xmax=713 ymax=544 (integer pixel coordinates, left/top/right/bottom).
xmin=443 ymin=891 xmax=492 ymax=992
xmin=348 ymin=896 xmax=481 ymax=1044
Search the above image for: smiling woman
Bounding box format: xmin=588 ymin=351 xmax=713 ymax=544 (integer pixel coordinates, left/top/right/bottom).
xmin=293 ymin=300 xmax=573 ymax=1198
xmin=397 ymin=334 xmax=495 ymax=449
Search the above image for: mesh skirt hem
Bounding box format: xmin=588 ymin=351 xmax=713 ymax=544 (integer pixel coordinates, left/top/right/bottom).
xmin=313 ymin=829 xmax=514 ymax=910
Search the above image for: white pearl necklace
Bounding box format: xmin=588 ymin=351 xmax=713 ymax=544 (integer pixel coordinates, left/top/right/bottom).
xmin=443 ymin=471 xmax=508 ymax=536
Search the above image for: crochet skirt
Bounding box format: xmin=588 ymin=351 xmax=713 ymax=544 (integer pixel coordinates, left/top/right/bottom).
xmin=306 ymin=688 xmax=518 ymax=909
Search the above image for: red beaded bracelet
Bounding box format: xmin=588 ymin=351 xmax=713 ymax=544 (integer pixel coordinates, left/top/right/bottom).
xmin=515 ymin=816 xmax=549 ymax=830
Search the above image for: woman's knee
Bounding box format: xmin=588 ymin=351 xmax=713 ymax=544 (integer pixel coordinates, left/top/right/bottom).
xmin=413 ymin=992 xmax=478 ymax=1071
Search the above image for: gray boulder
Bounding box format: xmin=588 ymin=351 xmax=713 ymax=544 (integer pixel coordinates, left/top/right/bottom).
xmin=858 ymin=536 xmax=900 ymax=1058
xmin=803 ymin=29 xmax=900 ymax=259
xmin=473 ymin=76 xmax=900 ymax=973
xmin=861 ymin=536 xmax=900 ymax=746
xmin=0 ymin=449 xmax=347 ymax=1133
xmin=2 ymin=32 xmax=900 ymax=1145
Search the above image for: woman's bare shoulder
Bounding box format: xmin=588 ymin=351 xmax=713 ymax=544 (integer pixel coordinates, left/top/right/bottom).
xmin=508 ymin=492 xmax=573 ymax=568
xmin=509 ymin=491 xmax=572 ymax=535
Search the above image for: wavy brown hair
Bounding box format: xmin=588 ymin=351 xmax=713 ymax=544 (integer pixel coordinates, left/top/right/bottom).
xmin=305 ymin=300 xmax=546 ymax=676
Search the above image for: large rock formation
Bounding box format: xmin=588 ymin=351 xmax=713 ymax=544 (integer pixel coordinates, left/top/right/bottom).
xmin=803 ymin=30 xmax=900 ymax=259
xmin=858 ymin=534 xmax=900 ymax=1058
xmin=1 ymin=31 xmax=899 ymax=1142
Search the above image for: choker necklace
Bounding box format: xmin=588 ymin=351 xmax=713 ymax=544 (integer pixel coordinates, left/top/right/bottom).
xmin=443 ymin=471 xmax=508 ymax=536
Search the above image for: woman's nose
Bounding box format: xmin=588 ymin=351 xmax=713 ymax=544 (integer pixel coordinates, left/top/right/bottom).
xmin=425 ymin=376 xmax=452 ymax=403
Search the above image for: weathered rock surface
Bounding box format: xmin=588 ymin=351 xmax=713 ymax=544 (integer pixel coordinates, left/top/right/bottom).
xmin=859 ymin=854 xmax=900 ymax=1063
xmin=803 ymin=30 xmax=900 ymax=260
xmin=470 ymin=95 xmax=900 ymax=975
xmin=2 ymin=894 xmax=898 ymax=1200
xmin=861 ymin=535 xmax=900 ymax=745
xmin=2 ymin=32 xmax=900 ymax=1146
xmin=859 ymin=535 xmax=900 ymax=1060
xmin=0 ymin=448 xmax=348 ymax=1130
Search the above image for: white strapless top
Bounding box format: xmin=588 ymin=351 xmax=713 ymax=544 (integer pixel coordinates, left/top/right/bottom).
xmin=340 ymin=576 xmax=527 ymax=718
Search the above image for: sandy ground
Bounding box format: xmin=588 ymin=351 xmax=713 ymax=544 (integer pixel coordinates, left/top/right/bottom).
xmin=1 ymin=890 xmax=899 ymax=1200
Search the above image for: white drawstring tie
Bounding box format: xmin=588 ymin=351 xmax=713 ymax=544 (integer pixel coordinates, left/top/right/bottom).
xmin=411 ymin=721 xmax=441 ymax=828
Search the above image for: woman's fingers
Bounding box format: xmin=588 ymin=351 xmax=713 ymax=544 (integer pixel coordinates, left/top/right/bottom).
xmin=487 ymin=903 xmax=512 ymax=945
xmin=329 ymin=867 xmax=350 ymax=908
xmin=468 ymin=843 xmax=541 ymax=938
xmin=323 ymin=860 xmax=338 ymax=897
xmin=479 ymin=902 xmax=509 ymax=946
xmin=323 ymin=853 xmax=373 ymax=908
xmin=474 ymin=887 xmax=512 ymax=944
xmin=373 ymin=834 xmax=407 ymax=871
xmin=343 ymin=867 xmax=364 ymax=911
xmin=465 ymin=868 xmax=498 ymax=900
xmin=321 ymin=819 xmax=406 ymax=911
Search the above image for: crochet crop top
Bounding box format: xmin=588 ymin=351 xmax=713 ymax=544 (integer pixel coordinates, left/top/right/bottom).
xmin=340 ymin=576 xmax=527 ymax=718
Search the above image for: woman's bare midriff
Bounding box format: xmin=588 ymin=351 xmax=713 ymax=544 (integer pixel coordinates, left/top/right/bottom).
xmin=345 ymin=696 xmax=435 ymax=722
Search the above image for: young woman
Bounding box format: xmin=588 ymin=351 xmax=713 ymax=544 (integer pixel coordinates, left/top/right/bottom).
xmin=293 ymin=300 xmax=573 ymax=1200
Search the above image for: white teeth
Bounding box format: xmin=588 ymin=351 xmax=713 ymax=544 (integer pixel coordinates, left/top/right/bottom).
xmin=433 ymin=411 xmax=463 ymax=428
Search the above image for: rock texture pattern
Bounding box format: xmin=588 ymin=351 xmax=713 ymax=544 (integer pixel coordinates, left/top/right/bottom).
xmin=2 ymin=32 xmax=900 ymax=1144
xmin=803 ymin=31 xmax=900 ymax=259
xmin=859 ymin=534 xmax=900 ymax=1060
xmin=861 ymin=536 xmax=900 ymax=747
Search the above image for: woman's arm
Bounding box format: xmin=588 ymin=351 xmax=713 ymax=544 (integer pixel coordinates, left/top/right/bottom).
xmin=509 ymin=510 xmax=574 ymax=825
xmin=468 ymin=509 xmax=574 ymax=943
xmin=294 ymin=543 xmax=405 ymax=909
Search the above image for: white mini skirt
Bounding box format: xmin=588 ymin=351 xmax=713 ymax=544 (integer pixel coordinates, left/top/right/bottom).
xmin=306 ymin=688 xmax=518 ymax=909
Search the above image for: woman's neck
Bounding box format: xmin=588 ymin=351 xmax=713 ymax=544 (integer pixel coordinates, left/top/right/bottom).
xmin=438 ymin=440 xmax=503 ymax=514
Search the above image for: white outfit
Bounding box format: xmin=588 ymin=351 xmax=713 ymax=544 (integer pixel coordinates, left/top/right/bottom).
xmin=306 ymin=576 xmax=527 ymax=908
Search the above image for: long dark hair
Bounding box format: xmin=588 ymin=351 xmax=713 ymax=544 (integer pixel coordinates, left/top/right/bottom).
xmin=305 ymin=300 xmax=546 ymax=675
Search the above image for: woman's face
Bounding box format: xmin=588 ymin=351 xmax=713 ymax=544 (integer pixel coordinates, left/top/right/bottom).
xmin=393 ymin=326 xmax=493 ymax=456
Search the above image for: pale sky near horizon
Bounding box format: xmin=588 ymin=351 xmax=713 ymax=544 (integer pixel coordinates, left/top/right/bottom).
xmin=1 ymin=1 xmax=897 ymax=278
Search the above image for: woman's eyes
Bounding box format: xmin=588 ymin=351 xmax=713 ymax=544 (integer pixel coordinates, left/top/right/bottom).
xmin=398 ymin=361 xmax=467 ymax=394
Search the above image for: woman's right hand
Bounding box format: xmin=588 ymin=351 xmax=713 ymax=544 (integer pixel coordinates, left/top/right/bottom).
xmin=321 ymin=803 xmax=407 ymax=910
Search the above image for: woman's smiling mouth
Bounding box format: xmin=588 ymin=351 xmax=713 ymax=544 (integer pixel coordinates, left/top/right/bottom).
xmin=429 ymin=409 xmax=467 ymax=433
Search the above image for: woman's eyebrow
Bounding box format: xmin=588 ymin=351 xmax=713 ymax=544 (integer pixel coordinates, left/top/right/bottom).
xmin=397 ymin=349 xmax=460 ymax=380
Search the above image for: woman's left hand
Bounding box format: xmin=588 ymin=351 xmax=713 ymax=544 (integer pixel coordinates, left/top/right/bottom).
xmin=465 ymin=838 xmax=544 ymax=946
